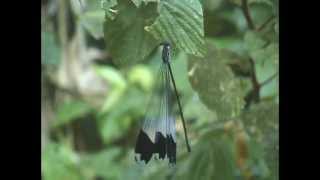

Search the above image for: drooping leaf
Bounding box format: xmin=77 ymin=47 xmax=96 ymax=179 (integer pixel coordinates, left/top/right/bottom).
xmin=188 ymin=42 xmax=246 ymax=120
xmin=145 ymin=0 xmax=205 ymax=57
xmin=103 ymin=1 xmax=159 ymax=67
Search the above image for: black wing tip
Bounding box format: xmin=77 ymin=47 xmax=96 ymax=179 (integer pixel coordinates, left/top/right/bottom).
xmin=134 ymin=130 xmax=176 ymax=165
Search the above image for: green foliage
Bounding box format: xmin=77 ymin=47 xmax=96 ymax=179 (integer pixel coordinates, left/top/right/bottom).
xmin=103 ymin=1 xmax=159 ymax=66
xmin=176 ymin=134 xmax=236 ymax=180
xmin=80 ymin=148 xmax=122 ymax=179
xmin=94 ymin=65 xmax=127 ymax=112
xmin=145 ymin=0 xmax=205 ymax=56
xmin=187 ymin=42 xmax=246 ymax=120
xmin=242 ymin=101 xmax=279 ymax=179
xmin=42 ymin=0 xmax=278 ymax=179
xmin=80 ymin=10 xmax=105 ymax=39
xmin=101 ymin=0 xmax=118 ymax=19
xmin=127 ymin=64 xmax=154 ymax=91
xmin=42 ymin=143 xmax=82 ymax=180
xmin=54 ymin=100 xmax=93 ymax=127
xmin=103 ymin=0 xmax=205 ymax=67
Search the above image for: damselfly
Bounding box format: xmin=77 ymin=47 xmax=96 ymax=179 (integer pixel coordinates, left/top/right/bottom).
xmin=134 ymin=42 xmax=191 ymax=165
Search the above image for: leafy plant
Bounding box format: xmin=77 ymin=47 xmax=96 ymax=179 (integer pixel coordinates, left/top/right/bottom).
xmin=41 ymin=0 xmax=278 ymax=179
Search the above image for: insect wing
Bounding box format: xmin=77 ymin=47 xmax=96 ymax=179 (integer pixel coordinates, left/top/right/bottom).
xmin=134 ymin=63 xmax=176 ymax=165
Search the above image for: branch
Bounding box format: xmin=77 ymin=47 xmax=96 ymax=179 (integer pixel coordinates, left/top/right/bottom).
xmin=249 ymin=58 xmax=260 ymax=91
xmin=241 ymin=0 xmax=255 ymax=30
xmin=257 ymin=15 xmax=275 ymax=32
xmin=244 ymin=58 xmax=260 ymax=109
xmin=260 ymin=72 xmax=278 ymax=87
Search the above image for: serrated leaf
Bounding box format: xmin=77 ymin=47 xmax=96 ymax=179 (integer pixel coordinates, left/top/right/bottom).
xmin=146 ymin=0 xmax=205 ymax=57
xmin=187 ymin=42 xmax=246 ymax=120
xmin=54 ymin=101 xmax=92 ymax=127
xmin=104 ymin=1 xmax=159 ymax=67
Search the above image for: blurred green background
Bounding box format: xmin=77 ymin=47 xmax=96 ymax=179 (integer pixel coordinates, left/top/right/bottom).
xmin=41 ymin=0 xmax=278 ymax=179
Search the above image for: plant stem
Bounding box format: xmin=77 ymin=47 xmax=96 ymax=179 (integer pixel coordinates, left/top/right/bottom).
xmin=241 ymin=0 xmax=255 ymax=30
xmin=257 ymin=15 xmax=275 ymax=32
xmin=260 ymin=72 xmax=278 ymax=87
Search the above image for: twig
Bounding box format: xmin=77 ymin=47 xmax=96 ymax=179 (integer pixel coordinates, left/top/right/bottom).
xmin=260 ymin=72 xmax=278 ymax=87
xmin=249 ymin=58 xmax=260 ymax=92
xmin=257 ymin=15 xmax=275 ymax=32
xmin=241 ymin=0 xmax=255 ymax=30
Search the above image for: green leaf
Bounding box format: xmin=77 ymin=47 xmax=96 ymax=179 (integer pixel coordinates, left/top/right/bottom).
xmin=241 ymin=101 xmax=279 ymax=179
xmin=146 ymin=0 xmax=205 ymax=57
xmin=244 ymin=30 xmax=266 ymax=54
xmin=244 ymin=30 xmax=278 ymax=98
xmin=54 ymin=101 xmax=92 ymax=127
xmin=209 ymin=37 xmax=246 ymax=56
xmin=184 ymin=95 xmax=218 ymax=127
xmin=131 ymin=0 xmax=142 ymax=7
xmin=42 ymin=31 xmax=61 ymax=66
xmin=127 ymin=64 xmax=154 ymax=92
xmin=80 ymin=148 xmax=122 ymax=179
xmin=228 ymin=0 xmax=273 ymax=6
xmin=42 ymin=143 xmax=82 ymax=180
xmin=188 ymin=42 xmax=246 ymax=120
xmin=93 ymin=65 xmax=126 ymax=88
xmin=254 ymin=43 xmax=279 ymax=97
xmin=93 ymin=65 xmax=127 ymax=112
xmin=103 ymin=1 xmax=159 ymax=67
xmin=98 ymin=87 xmax=147 ymax=143
xmin=101 ymin=0 xmax=118 ymax=19
xmin=176 ymin=135 xmax=236 ymax=180
xmin=80 ymin=10 xmax=105 ymax=39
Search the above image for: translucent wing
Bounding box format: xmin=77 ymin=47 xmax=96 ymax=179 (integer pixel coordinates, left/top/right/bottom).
xmin=134 ymin=63 xmax=176 ymax=165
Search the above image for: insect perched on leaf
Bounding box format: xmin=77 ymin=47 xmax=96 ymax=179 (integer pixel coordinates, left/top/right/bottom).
xmin=134 ymin=42 xmax=191 ymax=165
